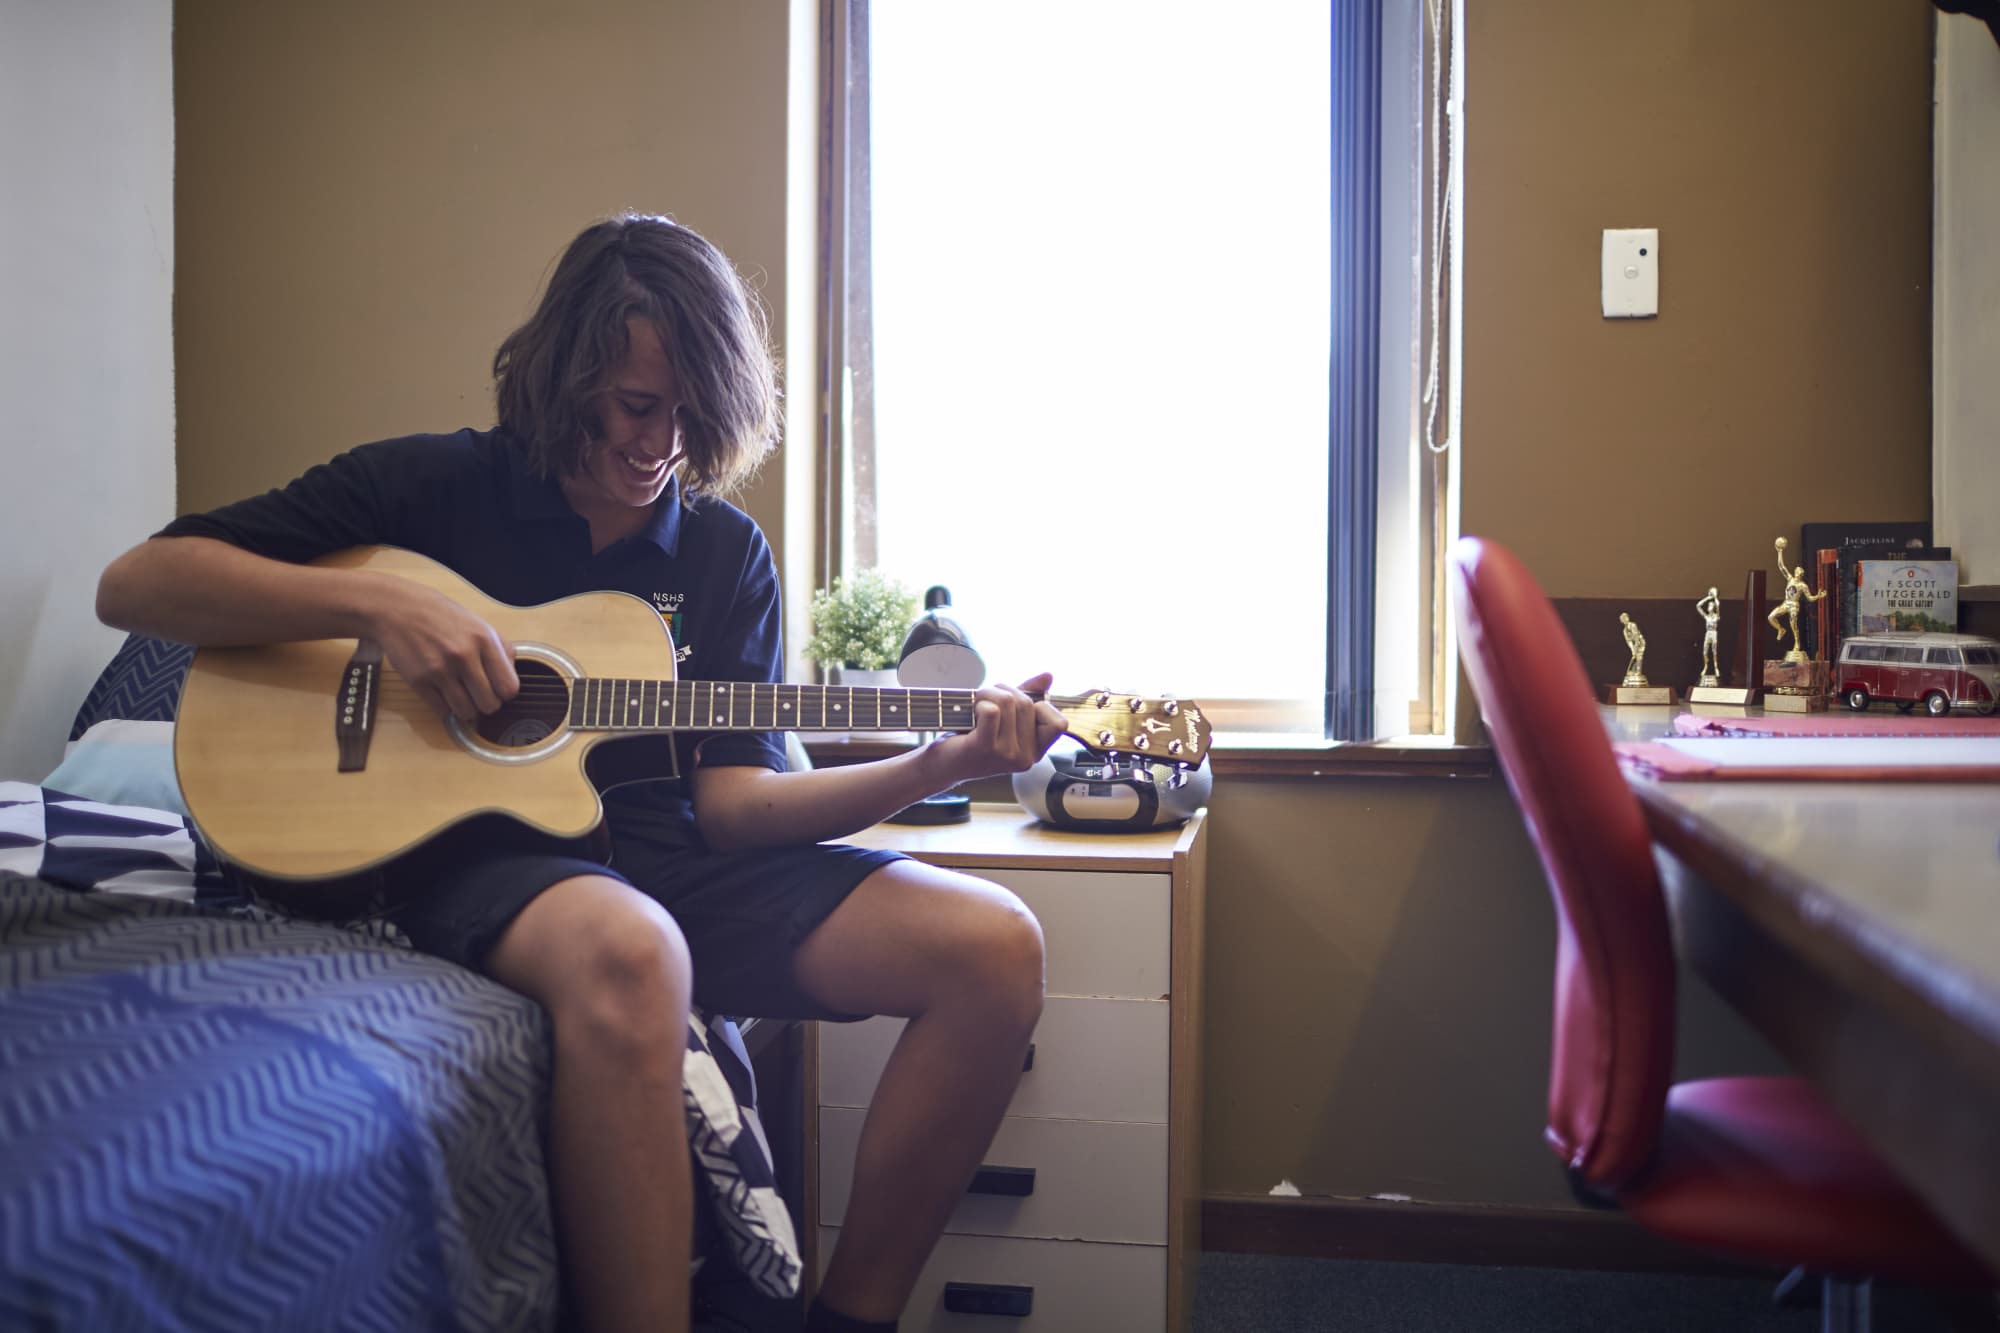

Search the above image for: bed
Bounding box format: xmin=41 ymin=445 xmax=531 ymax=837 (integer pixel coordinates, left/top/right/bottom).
xmin=0 ymin=637 xmax=803 ymax=1331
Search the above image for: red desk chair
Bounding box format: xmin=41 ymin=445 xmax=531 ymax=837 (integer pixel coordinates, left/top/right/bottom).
xmin=1447 ymin=536 xmax=1990 ymax=1332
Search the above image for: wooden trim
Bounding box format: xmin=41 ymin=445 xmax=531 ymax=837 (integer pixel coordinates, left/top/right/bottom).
xmin=1209 ymin=740 xmax=1493 ymax=779
xmin=803 ymin=737 xmax=1497 ymax=780
xmin=1166 ymin=812 xmax=1209 ymax=1332
xmin=1200 ymin=1194 xmax=1772 ymax=1277
xmin=802 ymin=1020 xmax=821 ymax=1300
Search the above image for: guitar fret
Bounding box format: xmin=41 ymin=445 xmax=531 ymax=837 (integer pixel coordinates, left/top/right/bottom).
xmin=564 ymin=678 xmax=981 ymax=734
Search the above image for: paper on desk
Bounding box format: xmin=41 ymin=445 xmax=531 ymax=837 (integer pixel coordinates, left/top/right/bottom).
xmin=1616 ymin=736 xmax=2000 ymax=781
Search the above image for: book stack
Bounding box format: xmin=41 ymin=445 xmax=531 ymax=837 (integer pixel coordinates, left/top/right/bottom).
xmin=1798 ymin=521 xmax=1942 ymax=664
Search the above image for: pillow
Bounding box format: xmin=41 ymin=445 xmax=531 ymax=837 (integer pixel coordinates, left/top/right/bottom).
xmin=69 ymin=634 xmax=196 ymax=740
xmin=0 ymin=780 xmax=217 ymax=899
xmin=42 ymin=719 xmax=187 ymax=817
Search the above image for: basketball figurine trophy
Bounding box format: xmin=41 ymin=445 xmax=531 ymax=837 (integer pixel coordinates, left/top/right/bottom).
xmin=1760 ymin=537 xmax=1830 ymax=713
xmin=1605 ymin=612 xmax=1673 ymax=705
xmin=1686 ymin=585 xmax=1757 ymax=705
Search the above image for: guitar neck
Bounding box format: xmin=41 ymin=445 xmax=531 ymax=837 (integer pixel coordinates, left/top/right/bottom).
xmin=568 ymin=678 xmax=979 ymax=734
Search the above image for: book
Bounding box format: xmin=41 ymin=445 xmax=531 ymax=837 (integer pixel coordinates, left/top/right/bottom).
xmin=1855 ymin=557 xmax=1959 ymax=634
xmin=1798 ymin=521 xmax=1933 ymax=651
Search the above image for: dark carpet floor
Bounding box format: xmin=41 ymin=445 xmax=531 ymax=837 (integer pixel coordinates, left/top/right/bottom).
xmin=1192 ymin=1252 xmax=1971 ymax=1332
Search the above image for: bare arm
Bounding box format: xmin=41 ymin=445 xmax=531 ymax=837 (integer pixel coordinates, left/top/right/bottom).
xmin=690 ymin=673 xmax=1067 ymax=851
xmin=97 ymin=535 xmax=519 ymax=719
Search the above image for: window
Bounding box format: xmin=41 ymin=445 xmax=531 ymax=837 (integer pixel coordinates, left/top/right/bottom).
xmin=809 ymin=0 xmax=1451 ymax=741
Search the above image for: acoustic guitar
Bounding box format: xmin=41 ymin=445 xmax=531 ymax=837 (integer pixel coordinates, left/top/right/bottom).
xmin=174 ymin=546 xmax=1211 ymax=886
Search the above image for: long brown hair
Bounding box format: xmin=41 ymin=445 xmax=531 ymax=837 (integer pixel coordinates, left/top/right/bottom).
xmin=493 ymin=214 xmax=779 ymax=497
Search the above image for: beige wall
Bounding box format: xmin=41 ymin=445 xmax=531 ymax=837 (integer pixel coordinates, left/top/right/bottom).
xmin=172 ymin=0 xmax=1937 ymax=1216
xmin=174 ymin=0 xmax=796 ymax=560
xmin=1460 ymin=0 xmax=1934 ymax=598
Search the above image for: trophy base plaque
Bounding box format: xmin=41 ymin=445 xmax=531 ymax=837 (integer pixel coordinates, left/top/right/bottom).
xmin=1763 ymin=691 xmax=1830 ymax=714
xmin=1686 ymin=685 xmax=1759 ymax=706
xmin=1761 ymin=659 xmax=1831 ymax=713
xmin=1604 ymin=684 xmax=1676 ymax=706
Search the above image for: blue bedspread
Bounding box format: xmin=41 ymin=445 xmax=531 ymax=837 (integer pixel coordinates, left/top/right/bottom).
xmin=0 ymin=871 xmax=560 ymax=1332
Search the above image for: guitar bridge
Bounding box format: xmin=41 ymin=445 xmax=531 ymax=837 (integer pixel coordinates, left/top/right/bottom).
xmin=336 ymin=641 xmax=383 ymax=772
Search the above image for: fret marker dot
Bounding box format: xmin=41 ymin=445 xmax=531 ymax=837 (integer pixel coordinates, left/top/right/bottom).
xmin=834 ymin=704 xmax=844 ymax=713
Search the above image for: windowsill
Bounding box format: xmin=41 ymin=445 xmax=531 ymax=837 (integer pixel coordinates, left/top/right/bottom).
xmin=803 ymin=733 xmax=1495 ymax=779
xmin=1206 ymin=732 xmax=1494 ymax=778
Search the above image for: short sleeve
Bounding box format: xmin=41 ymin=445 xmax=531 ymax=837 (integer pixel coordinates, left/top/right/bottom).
xmin=156 ymin=438 xmax=438 ymax=562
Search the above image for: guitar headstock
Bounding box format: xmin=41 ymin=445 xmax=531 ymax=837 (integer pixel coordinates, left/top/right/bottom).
xmin=1052 ymin=692 xmax=1211 ymax=767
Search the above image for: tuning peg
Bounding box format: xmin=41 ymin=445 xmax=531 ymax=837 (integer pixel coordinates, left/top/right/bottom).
xmin=1162 ymin=699 xmax=1179 ymax=716
xmin=1096 ymin=729 xmax=1115 ymax=748
xmin=1126 ymin=697 xmax=1146 ymax=713
xmin=1133 ymin=734 xmax=1150 ymax=750
xmin=1091 ymin=691 xmax=1112 ymax=709
xmin=1167 ymin=739 xmax=1184 ymax=756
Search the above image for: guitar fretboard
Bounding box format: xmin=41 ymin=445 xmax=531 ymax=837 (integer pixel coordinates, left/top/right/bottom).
xmin=566 ymin=679 xmax=980 ymax=733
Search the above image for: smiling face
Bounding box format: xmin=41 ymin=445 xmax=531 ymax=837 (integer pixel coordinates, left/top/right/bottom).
xmin=559 ymin=318 xmax=686 ymax=540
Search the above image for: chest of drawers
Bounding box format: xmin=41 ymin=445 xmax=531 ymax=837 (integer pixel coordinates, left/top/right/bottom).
xmin=811 ymin=805 xmax=1208 ymax=1332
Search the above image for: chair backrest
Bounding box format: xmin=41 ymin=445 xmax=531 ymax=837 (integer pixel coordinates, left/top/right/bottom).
xmin=1447 ymin=536 xmax=1674 ymax=1193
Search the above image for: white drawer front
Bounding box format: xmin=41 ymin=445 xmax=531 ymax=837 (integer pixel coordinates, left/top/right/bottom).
xmin=819 ymin=1227 xmax=1166 ymax=1333
xmin=819 ymin=997 xmax=1168 ymax=1122
xmin=819 ymin=1107 xmax=1168 ymax=1244
xmin=977 ymin=868 xmax=1170 ymax=999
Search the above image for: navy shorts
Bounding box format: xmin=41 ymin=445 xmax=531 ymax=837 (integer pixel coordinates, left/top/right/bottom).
xmin=365 ymin=809 xmax=905 ymax=1022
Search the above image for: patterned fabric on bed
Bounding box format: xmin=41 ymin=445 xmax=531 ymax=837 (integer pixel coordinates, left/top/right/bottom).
xmin=0 ymin=783 xmax=801 ymax=1328
xmin=67 ymin=634 xmax=195 ymax=741
xmin=0 ymin=868 xmax=559 ymax=1331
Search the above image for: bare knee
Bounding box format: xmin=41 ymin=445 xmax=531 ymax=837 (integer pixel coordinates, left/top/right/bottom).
xmin=489 ymin=875 xmax=692 ymax=1056
xmin=949 ymin=882 xmax=1046 ymax=1033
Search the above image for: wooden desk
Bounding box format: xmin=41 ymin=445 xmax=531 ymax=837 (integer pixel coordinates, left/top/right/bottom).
xmin=1615 ymin=711 xmax=2000 ymax=1269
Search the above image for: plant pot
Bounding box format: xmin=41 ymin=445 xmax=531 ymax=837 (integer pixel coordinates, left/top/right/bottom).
xmin=825 ymin=666 xmax=899 ymax=690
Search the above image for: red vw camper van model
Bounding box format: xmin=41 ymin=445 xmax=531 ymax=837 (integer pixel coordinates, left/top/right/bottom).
xmin=1835 ymin=631 xmax=2000 ymax=716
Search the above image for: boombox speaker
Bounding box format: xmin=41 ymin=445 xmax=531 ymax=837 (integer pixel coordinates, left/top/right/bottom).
xmin=1012 ymin=742 xmax=1212 ymax=832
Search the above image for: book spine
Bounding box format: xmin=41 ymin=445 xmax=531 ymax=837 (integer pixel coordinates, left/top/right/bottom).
xmin=1814 ymin=548 xmax=1841 ymax=664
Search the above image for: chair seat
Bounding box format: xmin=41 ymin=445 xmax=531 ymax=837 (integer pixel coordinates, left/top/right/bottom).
xmin=1617 ymin=1076 xmax=1989 ymax=1284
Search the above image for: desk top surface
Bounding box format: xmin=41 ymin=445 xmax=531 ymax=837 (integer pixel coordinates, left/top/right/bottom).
xmin=840 ymin=803 xmax=1205 ymax=871
xmin=1603 ymin=706 xmax=2000 ymax=1049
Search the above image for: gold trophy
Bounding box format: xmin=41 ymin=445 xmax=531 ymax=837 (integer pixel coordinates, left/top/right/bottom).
xmin=1686 ymin=585 xmax=1757 ymax=706
xmin=1605 ymin=612 xmax=1674 ymax=705
xmin=1760 ymin=536 xmax=1830 ymax=712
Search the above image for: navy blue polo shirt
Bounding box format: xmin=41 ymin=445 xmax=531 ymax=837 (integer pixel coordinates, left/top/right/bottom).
xmin=158 ymin=428 xmax=790 ymax=831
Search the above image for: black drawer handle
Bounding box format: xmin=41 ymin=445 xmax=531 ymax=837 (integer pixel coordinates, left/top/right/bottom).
xmin=942 ymin=1281 xmax=1034 ymax=1317
xmin=968 ymin=1164 xmax=1036 ymax=1197
xmin=1022 ymin=1042 xmax=1036 ymax=1073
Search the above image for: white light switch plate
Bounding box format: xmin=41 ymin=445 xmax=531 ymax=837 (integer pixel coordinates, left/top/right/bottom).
xmin=1602 ymin=228 xmax=1658 ymax=318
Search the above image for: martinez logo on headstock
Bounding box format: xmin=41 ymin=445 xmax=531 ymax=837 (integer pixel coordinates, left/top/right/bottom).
xmin=1054 ymin=692 xmax=1210 ymax=765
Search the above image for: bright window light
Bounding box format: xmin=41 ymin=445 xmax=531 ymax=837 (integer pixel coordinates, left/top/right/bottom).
xmin=868 ymin=3 xmax=1331 ymax=714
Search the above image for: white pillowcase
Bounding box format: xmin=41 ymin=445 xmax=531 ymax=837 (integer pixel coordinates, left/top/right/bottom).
xmin=42 ymin=719 xmax=187 ymax=817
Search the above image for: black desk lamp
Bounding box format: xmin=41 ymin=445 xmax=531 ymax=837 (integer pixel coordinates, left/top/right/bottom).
xmin=887 ymin=585 xmax=985 ymax=825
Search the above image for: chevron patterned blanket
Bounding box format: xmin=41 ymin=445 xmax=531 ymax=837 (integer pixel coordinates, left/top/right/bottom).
xmin=0 ymin=782 xmax=801 ymax=1330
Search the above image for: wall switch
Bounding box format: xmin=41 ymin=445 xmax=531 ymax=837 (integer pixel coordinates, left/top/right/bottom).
xmin=1602 ymin=228 xmax=1659 ymax=318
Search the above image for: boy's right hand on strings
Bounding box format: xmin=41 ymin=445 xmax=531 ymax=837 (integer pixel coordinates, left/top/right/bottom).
xmin=366 ymin=578 xmax=520 ymax=722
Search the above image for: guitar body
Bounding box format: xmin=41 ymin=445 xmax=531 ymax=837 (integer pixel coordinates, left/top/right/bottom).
xmin=175 ymin=546 xmax=677 ymax=883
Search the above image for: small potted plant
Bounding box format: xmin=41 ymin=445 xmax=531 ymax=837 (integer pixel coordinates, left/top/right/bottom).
xmin=804 ymin=569 xmax=919 ymax=685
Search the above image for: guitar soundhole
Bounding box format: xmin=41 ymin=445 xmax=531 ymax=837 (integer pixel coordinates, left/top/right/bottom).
xmin=474 ymin=659 xmax=571 ymax=749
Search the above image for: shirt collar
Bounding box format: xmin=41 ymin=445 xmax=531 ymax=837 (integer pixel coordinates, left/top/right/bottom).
xmin=500 ymin=434 xmax=686 ymax=557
